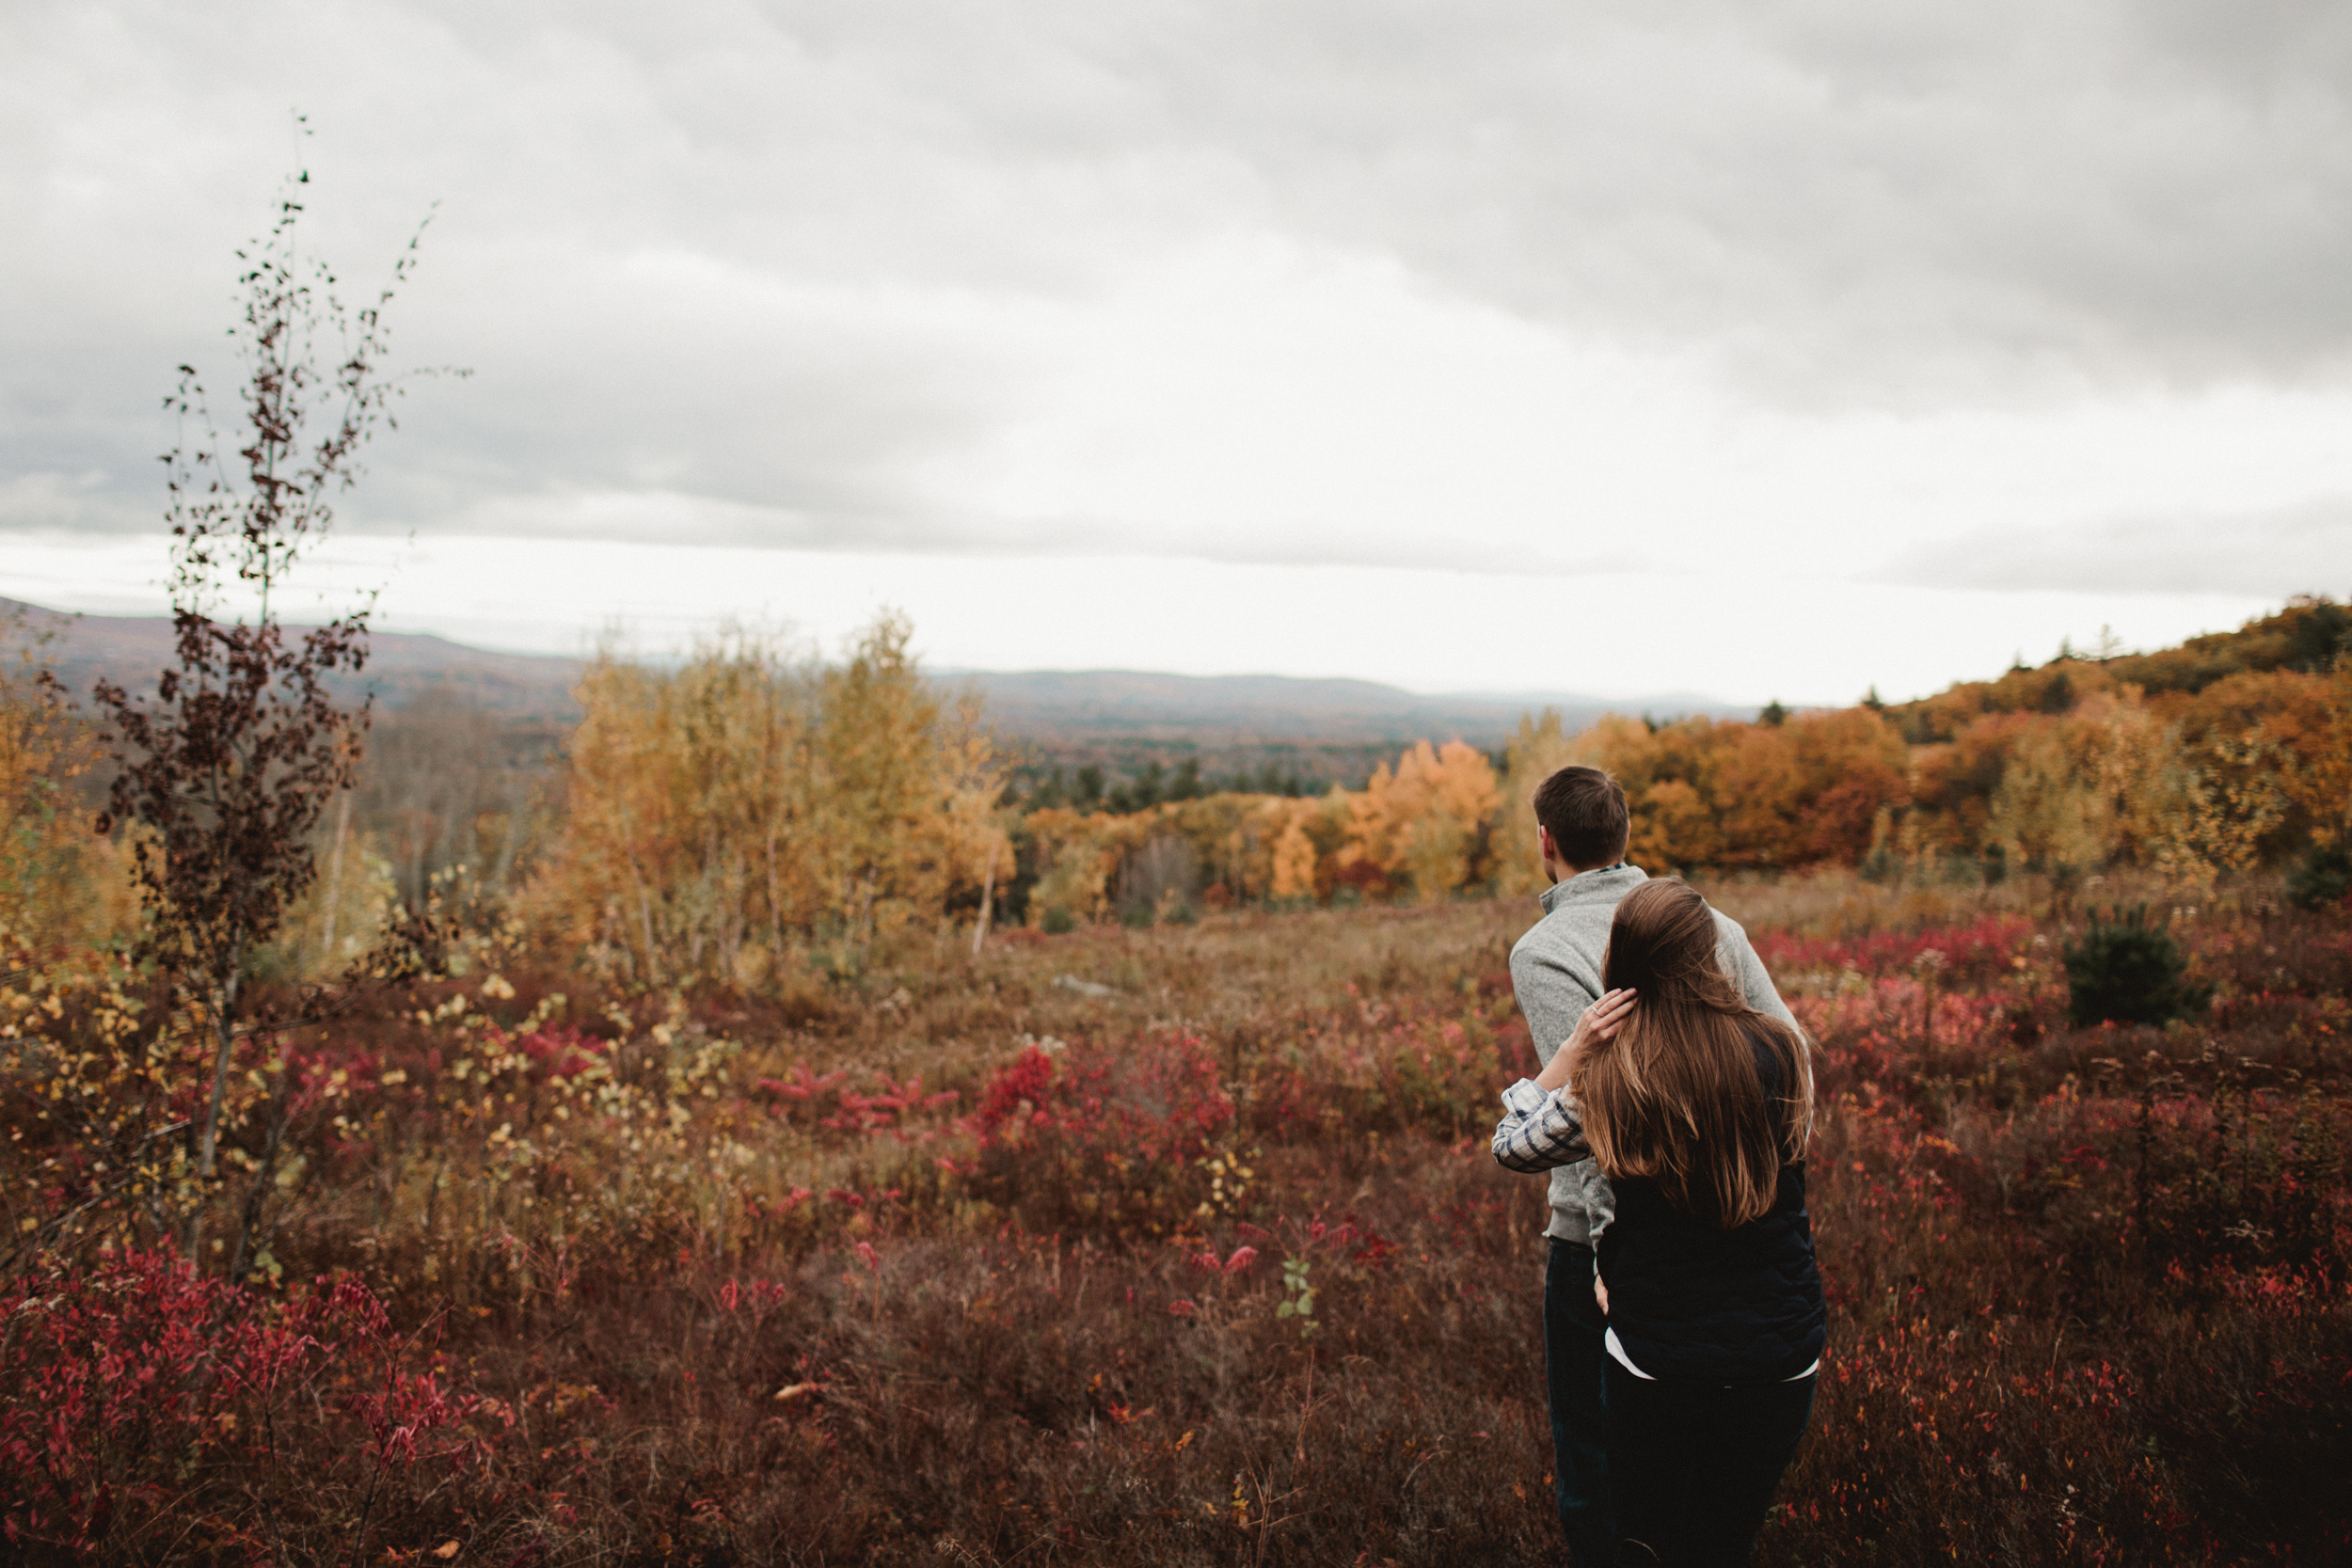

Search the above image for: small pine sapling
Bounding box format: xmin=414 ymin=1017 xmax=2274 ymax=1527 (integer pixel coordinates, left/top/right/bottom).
xmin=2063 ymin=906 xmax=2213 ymax=1027
xmin=2285 ymin=842 xmax=2351 ymax=911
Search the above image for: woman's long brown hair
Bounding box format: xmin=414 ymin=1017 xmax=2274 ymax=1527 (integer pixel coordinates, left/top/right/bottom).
xmin=1571 ymin=879 xmax=1813 ymax=1229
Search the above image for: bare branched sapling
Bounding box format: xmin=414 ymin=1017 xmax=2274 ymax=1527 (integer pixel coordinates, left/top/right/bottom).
xmin=93 ymin=144 xmax=457 ymax=1204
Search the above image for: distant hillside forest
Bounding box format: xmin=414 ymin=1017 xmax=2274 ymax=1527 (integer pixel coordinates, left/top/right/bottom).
xmin=3 ymin=595 xmax=2346 ymax=985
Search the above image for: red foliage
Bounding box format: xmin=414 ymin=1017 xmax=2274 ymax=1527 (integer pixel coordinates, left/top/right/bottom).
xmin=507 ymin=1023 xmax=608 ymax=1077
xmin=967 ymin=1035 xmax=1235 ymax=1237
xmin=1753 ymin=914 xmax=2035 ymax=983
xmin=975 ymin=1037 xmax=1233 ymax=1166
xmin=1800 ymin=781 xmax=1892 ymax=863
xmin=975 ymin=1044 xmax=1058 ymax=1135
xmin=0 ymin=1250 xmax=491 ymax=1556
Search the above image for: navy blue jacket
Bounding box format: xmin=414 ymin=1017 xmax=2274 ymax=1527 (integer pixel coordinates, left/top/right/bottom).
xmin=1596 ymin=1035 xmax=1826 ymax=1384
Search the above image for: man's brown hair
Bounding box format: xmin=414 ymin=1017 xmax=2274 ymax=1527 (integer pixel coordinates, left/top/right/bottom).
xmin=1532 ymin=765 xmax=1629 ymax=869
xmin=1570 ymin=879 xmax=1813 ymax=1228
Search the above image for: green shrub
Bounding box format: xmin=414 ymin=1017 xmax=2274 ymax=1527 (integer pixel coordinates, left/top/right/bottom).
xmin=1041 ymin=906 xmax=1078 ymax=934
xmin=2063 ymin=907 xmax=2212 ymax=1027
xmin=2285 ymin=842 xmax=2352 ymax=911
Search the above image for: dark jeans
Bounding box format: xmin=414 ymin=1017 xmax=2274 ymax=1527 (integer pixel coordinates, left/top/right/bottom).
xmin=1544 ymin=1239 xmax=1614 ymax=1567
xmin=1603 ymin=1359 xmax=1815 ymax=1567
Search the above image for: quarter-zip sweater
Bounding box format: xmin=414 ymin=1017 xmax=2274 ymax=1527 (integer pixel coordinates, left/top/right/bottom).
xmin=1505 ymin=865 xmax=1799 ymax=1244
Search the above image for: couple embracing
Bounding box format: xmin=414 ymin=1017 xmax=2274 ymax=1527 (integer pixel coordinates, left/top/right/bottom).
xmin=1492 ymin=767 xmax=1824 ymax=1568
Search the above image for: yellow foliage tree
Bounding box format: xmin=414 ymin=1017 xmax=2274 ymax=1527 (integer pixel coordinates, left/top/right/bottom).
xmin=1343 ymin=740 xmax=1501 ymax=901
xmin=1266 ymin=796 xmax=1326 ymax=902
xmin=1021 ymin=807 xmax=1128 ymax=929
xmin=0 ymin=633 xmax=132 ymax=955
xmin=2281 ymin=658 xmax=2352 ymax=848
xmin=807 ymin=623 xmax=1003 ymax=954
xmin=1987 ymin=711 xmax=2120 ymax=878
xmin=1984 ymin=691 xmax=2222 ymax=882
xmin=532 ymin=615 xmax=1001 ymax=985
xmin=1494 ymin=710 xmax=1580 ymax=895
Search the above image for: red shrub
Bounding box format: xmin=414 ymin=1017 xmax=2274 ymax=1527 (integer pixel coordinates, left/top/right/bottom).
xmin=509 ymin=1023 xmax=608 ymax=1077
xmin=968 ymin=1035 xmax=1234 ymax=1238
xmin=0 ymin=1250 xmax=495 ymax=1558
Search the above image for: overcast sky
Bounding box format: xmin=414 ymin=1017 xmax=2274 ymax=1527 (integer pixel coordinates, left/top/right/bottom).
xmin=5 ymin=0 xmax=2348 ymax=704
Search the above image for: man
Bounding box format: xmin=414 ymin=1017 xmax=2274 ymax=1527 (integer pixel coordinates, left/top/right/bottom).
xmin=1506 ymin=766 xmax=1801 ymax=1567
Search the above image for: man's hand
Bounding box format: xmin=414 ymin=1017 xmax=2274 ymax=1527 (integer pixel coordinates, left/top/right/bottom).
xmin=1595 ymin=1275 xmax=1610 ymax=1316
xmin=1534 ymin=987 xmax=1636 ymax=1093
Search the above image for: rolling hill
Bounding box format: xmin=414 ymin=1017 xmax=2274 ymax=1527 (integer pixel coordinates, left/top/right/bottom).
xmin=6 ymin=599 xmax=1751 ymax=772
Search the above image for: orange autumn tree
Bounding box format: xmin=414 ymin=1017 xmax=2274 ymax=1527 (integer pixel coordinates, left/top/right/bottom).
xmin=1342 ymin=740 xmax=1501 ymax=901
xmin=1503 ymin=708 xmax=1904 ymax=875
xmin=2178 ymin=660 xmax=2352 ymax=855
xmin=2268 ymin=657 xmax=2352 ymax=851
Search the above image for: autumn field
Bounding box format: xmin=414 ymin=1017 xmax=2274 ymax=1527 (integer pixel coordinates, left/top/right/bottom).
xmin=7 ymin=866 xmax=2348 ymax=1566
xmin=8 ymin=127 xmax=2352 ymax=1568
xmin=7 ymin=594 xmax=2350 ymax=1564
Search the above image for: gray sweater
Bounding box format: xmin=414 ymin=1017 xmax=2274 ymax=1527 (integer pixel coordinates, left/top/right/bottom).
xmin=1506 ymin=864 xmax=1800 ymax=1245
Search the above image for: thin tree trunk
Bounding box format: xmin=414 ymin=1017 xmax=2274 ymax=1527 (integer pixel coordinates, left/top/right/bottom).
xmin=197 ymin=969 xmax=243 ymax=1179
xmin=622 ymin=842 xmax=660 ymax=983
xmin=638 ymin=880 xmax=660 ymax=981
xmin=766 ymin=827 xmax=786 ymax=959
xmin=972 ymin=842 xmax=997 ymax=957
xmin=490 ymin=777 xmax=525 ymax=893
xmin=230 ymin=1065 xmax=294 ymax=1279
xmin=615 ymin=793 xmax=660 ymax=982
xmin=316 ymin=789 xmax=352 ymax=972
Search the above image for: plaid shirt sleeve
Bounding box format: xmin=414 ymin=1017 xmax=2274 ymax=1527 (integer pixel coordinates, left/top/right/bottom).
xmin=1490 ymin=1078 xmax=1593 ymax=1172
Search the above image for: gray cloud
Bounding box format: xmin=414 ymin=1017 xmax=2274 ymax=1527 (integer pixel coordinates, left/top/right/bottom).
xmin=7 ymin=0 xmax=2352 ymax=566
xmin=1878 ymin=499 xmax=2352 ymax=598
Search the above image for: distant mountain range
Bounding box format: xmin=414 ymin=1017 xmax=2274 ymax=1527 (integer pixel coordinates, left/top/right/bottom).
xmin=5 ymin=598 xmax=589 ymax=720
xmin=4 ymin=599 xmax=1757 ymax=759
xmin=938 ymin=669 xmax=1754 ymax=749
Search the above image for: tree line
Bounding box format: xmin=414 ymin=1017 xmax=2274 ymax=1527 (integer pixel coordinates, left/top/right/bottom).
xmin=8 ymin=592 xmax=2350 ymax=994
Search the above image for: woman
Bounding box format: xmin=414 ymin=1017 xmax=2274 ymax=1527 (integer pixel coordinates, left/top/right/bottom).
xmin=1493 ymin=878 xmax=1824 ymax=1567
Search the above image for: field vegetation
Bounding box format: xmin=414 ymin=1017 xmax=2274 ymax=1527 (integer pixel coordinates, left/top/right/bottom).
xmin=7 ymin=577 xmax=2352 ymax=1568
xmin=5 ymin=867 xmax=2347 ymax=1563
